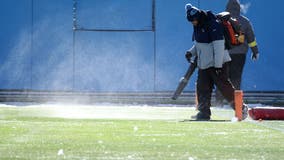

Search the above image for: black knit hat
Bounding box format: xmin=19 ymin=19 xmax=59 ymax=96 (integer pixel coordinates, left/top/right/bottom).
xmin=185 ymin=3 xmax=201 ymax=21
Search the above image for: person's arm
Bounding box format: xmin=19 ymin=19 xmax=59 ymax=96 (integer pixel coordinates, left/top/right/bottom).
xmin=186 ymin=45 xmax=197 ymax=63
xmin=246 ymin=20 xmax=259 ymax=60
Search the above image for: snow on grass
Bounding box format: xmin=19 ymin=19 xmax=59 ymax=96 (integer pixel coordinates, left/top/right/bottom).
xmin=57 ymin=149 xmax=64 ymax=156
xmin=231 ymin=117 xmax=239 ymax=122
xmin=0 ymin=103 xmax=196 ymax=120
xmin=0 ymin=105 xmax=284 ymax=160
xmin=133 ymin=126 xmax=139 ymax=132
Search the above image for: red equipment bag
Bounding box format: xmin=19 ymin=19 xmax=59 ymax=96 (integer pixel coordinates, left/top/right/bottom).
xmin=248 ymin=107 xmax=284 ymax=120
xmin=216 ymin=12 xmax=244 ymax=49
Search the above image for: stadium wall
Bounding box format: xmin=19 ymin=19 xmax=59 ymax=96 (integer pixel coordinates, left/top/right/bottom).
xmin=0 ymin=0 xmax=283 ymax=92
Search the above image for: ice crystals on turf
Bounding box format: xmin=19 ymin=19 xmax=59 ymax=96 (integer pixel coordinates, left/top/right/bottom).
xmin=57 ymin=149 xmax=64 ymax=156
xmin=133 ymin=126 xmax=138 ymax=132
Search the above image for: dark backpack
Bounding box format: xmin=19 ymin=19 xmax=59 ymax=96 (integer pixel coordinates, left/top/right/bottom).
xmin=216 ymin=12 xmax=244 ymax=49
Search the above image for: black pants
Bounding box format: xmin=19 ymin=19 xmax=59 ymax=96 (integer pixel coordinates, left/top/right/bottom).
xmin=215 ymin=54 xmax=246 ymax=103
xmin=197 ymin=63 xmax=235 ymax=116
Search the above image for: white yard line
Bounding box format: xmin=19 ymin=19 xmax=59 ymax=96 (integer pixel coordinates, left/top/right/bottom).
xmin=247 ymin=120 xmax=284 ymax=133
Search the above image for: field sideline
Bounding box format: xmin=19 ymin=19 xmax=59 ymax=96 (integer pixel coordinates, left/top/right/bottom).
xmin=0 ymin=103 xmax=283 ymax=160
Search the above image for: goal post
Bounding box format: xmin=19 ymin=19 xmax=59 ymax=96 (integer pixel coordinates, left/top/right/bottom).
xmin=73 ymin=0 xmax=155 ymax=32
xmin=72 ymin=0 xmax=157 ymax=91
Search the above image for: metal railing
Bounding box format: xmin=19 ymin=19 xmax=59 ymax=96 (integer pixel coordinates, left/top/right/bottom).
xmin=0 ymin=90 xmax=284 ymax=106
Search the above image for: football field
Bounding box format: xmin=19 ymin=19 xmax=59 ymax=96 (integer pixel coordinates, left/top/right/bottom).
xmin=0 ymin=103 xmax=283 ymax=160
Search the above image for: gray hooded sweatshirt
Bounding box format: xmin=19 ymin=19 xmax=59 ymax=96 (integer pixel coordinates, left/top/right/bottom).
xmin=226 ymin=0 xmax=259 ymax=55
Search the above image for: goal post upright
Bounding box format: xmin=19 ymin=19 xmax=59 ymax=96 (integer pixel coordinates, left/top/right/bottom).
xmin=72 ymin=0 xmax=157 ymax=92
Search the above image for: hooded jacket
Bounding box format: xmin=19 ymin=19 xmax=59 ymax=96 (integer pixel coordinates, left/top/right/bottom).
xmin=226 ymin=0 xmax=259 ymax=55
xmin=188 ymin=11 xmax=231 ymax=69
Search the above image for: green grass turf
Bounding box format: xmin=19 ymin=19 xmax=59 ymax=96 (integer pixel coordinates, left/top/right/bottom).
xmin=0 ymin=105 xmax=283 ymax=160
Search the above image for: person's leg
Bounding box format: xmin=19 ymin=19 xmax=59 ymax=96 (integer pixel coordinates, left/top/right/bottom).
xmin=229 ymin=54 xmax=246 ymax=90
xmin=215 ymin=88 xmax=224 ymax=106
xmin=229 ymin=54 xmax=248 ymax=119
xmin=214 ymin=61 xmax=231 ymax=106
xmin=211 ymin=64 xmax=235 ymax=108
xmin=211 ymin=65 xmax=248 ymax=120
xmin=195 ymin=69 xmax=214 ymax=119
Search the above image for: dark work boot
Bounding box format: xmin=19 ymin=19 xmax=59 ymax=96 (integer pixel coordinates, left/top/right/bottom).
xmin=229 ymin=102 xmax=248 ymax=120
xmin=191 ymin=112 xmax=211 ymax=121
xmin=242 ymin=104 xmax=248 ymax=120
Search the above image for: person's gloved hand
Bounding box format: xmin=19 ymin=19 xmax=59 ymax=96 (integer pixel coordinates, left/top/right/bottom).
xmin=215 ymin=68 xmax=222 ymax=76
xmin=185 ymin=51 xmax=192 ymax=63
xmin=251 ymin=52 xmax=259 ymax=61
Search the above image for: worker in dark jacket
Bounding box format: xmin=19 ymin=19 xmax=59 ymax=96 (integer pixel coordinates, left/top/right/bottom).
xmin=215 ymin=0 xmax=260 ymax=106
xmin=185 ymin=3 xmax=248 ymax=120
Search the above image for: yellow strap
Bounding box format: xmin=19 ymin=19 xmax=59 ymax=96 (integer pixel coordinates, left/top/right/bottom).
xmin=248 ymin=40 xmax=257 ymax=47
